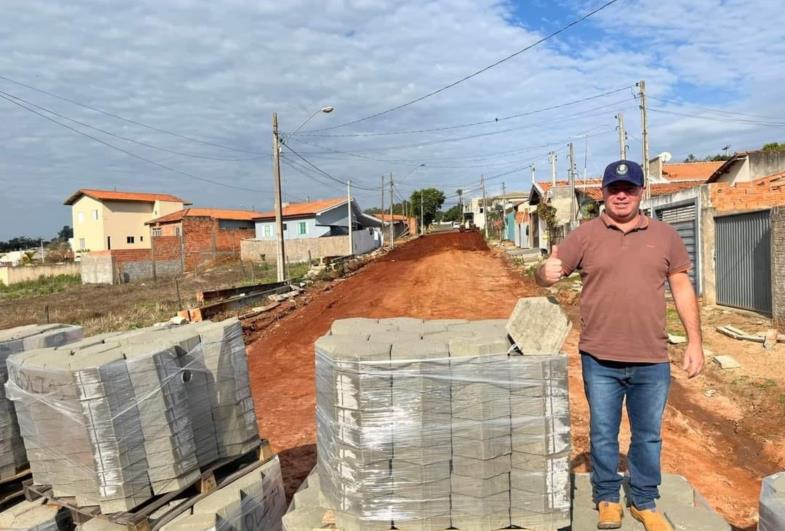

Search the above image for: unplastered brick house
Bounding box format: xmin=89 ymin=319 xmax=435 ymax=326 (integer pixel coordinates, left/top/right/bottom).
xmin=65 ymin=188 xmax=187 ymax=253
xmin=146 ymin=208 xmax=262 ymax=271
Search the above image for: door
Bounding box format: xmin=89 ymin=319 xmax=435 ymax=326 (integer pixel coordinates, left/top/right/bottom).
xmin=715 ymin=210 xmax=771 ymax=314
xmin=656 ymin=202 xmax=699 ymax=293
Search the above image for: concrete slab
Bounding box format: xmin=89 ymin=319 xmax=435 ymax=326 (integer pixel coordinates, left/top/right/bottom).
xmin=713 ymin=355 xmax=741 ymax=369
xmin=505 ymin=297 xmax=571 ymax=355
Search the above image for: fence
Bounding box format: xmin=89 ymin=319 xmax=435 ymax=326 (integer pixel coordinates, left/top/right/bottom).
xmin=0 ymin=263 xmax=80 ymax=286
xmin=241 ymin=232 xmax=381 ymax=264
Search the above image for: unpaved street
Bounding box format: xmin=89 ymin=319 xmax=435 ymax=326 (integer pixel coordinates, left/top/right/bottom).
xmin=246 ymin=231 xmax=778 ymax=529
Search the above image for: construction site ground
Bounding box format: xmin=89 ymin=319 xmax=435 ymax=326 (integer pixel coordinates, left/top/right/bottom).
xmin=245 ymin=230 xmax=785 ymax=531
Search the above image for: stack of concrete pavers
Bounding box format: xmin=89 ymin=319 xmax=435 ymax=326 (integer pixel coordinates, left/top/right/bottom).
xmin=0 ymin=324 xmax=83 ymax=480
xmin=572 ymin=473 xmax=730 ymax=530
xmin=759 ymin=471 xmax=785 ymax=531
xmin=4 ymin=318 xmax=260 ymax=514
xmin=313 ymin=298 xmax=572 ymax=531
xmin=0 ymin=498 xmax=73 ymax=530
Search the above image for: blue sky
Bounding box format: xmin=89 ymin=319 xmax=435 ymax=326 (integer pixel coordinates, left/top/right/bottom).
xmin=1 ymin=0 xmax=784 ymax=240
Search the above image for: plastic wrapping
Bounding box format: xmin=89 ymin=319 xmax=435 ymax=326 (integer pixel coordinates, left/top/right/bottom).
xmin=157 ymin=455 xmax=286 ymax=531
xmin=4 ymin=318 xmax=260 ymax=514
xmin=315 ymin=317 xmax=571 ymax=531
xmin=759 ymin=471 xmax=785 ymax=531
xmin=0 ymin=324 xmax=84 ymax=480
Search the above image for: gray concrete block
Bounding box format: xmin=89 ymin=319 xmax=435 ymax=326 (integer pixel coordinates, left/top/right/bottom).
xmin=450 ymin=472 xmax=509 ymax=497
xmin=378 ymin=317 xmax=424 ymax=330
xmin=449 ymin=513 xmax=511 ymax=530
xmin=451 ymin=398 xmax=510 ymax=421
xmin=330 ymin=318 xmax=381 ymax=335
xmin=391 ymin=460 xmax=450 ymax=483
xmin=391 ymin=340 xmax=448 ymax=361
xmin=392 ymin=444 xmax=452 ymax=465
xmin=451 ymin=491 xmax=509 ymax=515
xmin=450 ymin=417 xmax=510 ymax=441
xmin=452 ymin=434 xmax=511 ymax=460
xmin=505 ymin=297 xmax=571 ymax=355
xmin=316 ymin=335 xmax=392 ymax=362
xmin=452 ymin=454 xmax=511 ymax=479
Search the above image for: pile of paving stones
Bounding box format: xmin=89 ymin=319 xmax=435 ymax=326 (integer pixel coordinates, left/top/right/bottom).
xmin=4 ymin=319 xmax=260 ymax=514
xmin=292 ymin=297 xmax=572 ymax=531
xmin=0 ymin=324 xmax=83 ymax=481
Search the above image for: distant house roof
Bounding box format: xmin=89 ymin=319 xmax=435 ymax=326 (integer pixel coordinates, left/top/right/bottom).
xmin=579 ymin=181 xmax=702 ymax=201
xmin=660 ymin=161 xmax=723 ymax=182
xmin=146 ymin=208 xmax=263 ymax=225
xmin=64 ymin=188 xmax=187 ymax=205
xmin=376 ymin=213 xmax=409 ymax=222
xmin=253 ymin=198 xmax=346 ymax=221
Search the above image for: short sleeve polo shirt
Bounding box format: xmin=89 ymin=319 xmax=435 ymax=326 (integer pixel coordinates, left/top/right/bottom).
xmin=557 ymin=213 xmax=691 ymax=363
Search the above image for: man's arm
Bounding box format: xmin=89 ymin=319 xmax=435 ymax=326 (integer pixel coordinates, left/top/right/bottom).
xmin=669 ymin=271 xmax=704 ymax=378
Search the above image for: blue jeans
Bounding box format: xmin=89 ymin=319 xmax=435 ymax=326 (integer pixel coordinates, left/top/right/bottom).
xmin=581 ymin=352 xmax=671 ymax=510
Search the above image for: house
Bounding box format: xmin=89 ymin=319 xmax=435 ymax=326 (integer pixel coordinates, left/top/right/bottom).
xmin=64 ymin=189 xmax=187 ymax=252
xmin=377 ymin=213 xmax=417 ymax=238
xmin=705 ymin=149 xmax=785 ymax=185
xmin=146 ymin=208 xmax=262 ymax=271
xmin=463 ymin=191 xmax=529 ymax=231
xmin=241 ymin=197 xmax=383 ymax=263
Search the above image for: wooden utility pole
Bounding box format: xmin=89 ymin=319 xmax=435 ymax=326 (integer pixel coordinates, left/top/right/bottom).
xmin=389 ymin=173 xmax=394 ymax=249
xmin=530 ymin=165 xmax=536 ymax=187
xmin=380 ymin=175 xmax=385 ymax=245
xmin=347 ymin=180 xmax=353 ymax=256
xmin=420 ymin=192 xmax=424 ymax=235
xmin=481 ymin=175 xmax=488 ymax=239
xmin=501 ymin=182 xmax=507 ymax=240
xmin=549 ymin=152 xmax=557 ymax=186
xmin=272 ymin=112 xmax=287 ymax=281
xmin=616 ymin=112 xmax=627 ymax=160
xmin=568 ymin=142 xmax=576 ymax=223
xmin=638 ymin=80 xmax=650 ymax=200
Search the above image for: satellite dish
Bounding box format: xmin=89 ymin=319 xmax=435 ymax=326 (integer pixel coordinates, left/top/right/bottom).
xmin=658 ymin=152 xmax=672 ymax=162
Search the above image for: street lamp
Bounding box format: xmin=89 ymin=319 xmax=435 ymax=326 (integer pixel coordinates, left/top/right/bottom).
xmin=271 ymin=107 xmax=334 ymax=281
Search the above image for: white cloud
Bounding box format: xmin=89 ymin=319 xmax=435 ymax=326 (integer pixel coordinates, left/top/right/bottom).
xmin=0 ymin=0 xmax=784 ymax=239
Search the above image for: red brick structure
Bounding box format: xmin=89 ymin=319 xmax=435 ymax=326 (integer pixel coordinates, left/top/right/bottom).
xmin=709 ymin=172 xmax=785 ymax=213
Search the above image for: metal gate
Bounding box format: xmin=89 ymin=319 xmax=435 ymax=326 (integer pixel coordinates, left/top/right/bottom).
xmin=715 ymin=210 xmax=771 ymax=314
xmin=656 ymin=202 xmax=699 ymax=293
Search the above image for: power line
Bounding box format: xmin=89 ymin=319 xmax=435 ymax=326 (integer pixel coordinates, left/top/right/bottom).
xmin=280 ymin=141 xmax=382 ymax=192
xmin=290 ymin=85 xmax=633 ymax=138
xmin=0 ymin=89 xmax=265 ymax=162
xmin=648 ymin=107 xmax=785 ymax=128
xmin=648 ymin=96 xmax=785 ymax=123
xmin=0 ymin=92 xmax=267 ymax=193
xmin=302 ymin=0 xmax=622 ymax=132
xmin=0 ymin=73 xmax=268 ymax=156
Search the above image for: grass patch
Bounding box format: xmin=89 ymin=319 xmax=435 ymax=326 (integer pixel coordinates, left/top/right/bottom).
xmin=0 ymin=274 xmax=81 ymax=300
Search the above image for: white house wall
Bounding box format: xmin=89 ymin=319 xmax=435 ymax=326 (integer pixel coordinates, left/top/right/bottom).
xmin=254 ymin=217 xmax=330 ymax=240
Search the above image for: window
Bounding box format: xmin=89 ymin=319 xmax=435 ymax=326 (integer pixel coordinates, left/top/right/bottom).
xmin=79 ymin=238 xmax=86 ymax=250
xmin=140 ymin=235 xmax=144 ymax=242
xmin=77 ymin=212 xmax=84 ymax=224
xmin=92 ymin=209 xmax=99 ymax=220
xmin=175 ymin=227 xmax=181 ymax=236
xmin=127 ymin=236 xmax=135 ymax=244
xmin=263 ymin=225 xmax=272 ymax=238
xmin=298 ymin=221 xmax=307 ymax=235
xmin=152 ymin=227 xmax=162 ymax=237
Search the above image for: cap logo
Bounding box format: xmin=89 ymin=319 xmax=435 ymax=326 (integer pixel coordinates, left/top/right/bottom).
xmin=617 ymin=163 xmax=628 ymax=175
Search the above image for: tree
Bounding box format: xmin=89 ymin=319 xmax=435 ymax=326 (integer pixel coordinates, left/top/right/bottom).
xmin=57 ymin=225 xmax=73 ymax=241
xmin=762 ymin=142 xmax=785 ymax=152
xmin=409 ymin=188 xmax=445 ymax=227
xmin=441 ymin=205 xmax=462 ymax=222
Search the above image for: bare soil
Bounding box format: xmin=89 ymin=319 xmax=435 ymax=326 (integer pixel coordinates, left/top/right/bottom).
xmin=246 ymin=231 xmax=783 ymax=529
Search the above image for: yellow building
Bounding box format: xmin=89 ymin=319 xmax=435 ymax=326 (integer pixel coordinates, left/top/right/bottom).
xmin=64 ymin=189 xmax=188 ymax=252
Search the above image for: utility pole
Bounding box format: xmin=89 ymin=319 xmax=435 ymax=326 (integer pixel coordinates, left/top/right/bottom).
xmin=380 ymin=175 xmax=385 ymax=245
xmin=481 ymin=175 xmax=488 ymax=239
xmin=271 ymin=112 xmax=286 ymax=282
xmin=389 ymin=173 xmax=394 ymax=249
xmin=549 ymin=152 xmax=557 ymax=186
xmin=568 ymin=142 xmax=576 ymax=223
xmin=615 ymin=112 xmax=627 ymax=160
xmin=347 ymin=180 xmax=353 ymax=256
xmin=420 ymin=192 xmax=424 ymax=235
xmin=638 ymin=80 xmax=650 ymax=200
xmin=501 ymin=182 xmax=507 ymax=240
xmin=530 ymin=165 xmax=536 ymax=187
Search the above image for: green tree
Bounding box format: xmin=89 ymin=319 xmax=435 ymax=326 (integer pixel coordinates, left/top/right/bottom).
xmin=762 ymin=142 xmax=785 ymax=152
xmin=57 ymin=225 xmax=73 ymax=241
xmin=409 ymin=188 xmax=446 ymax=227
xmin=441 ymin=205 xmax=462 ymax=222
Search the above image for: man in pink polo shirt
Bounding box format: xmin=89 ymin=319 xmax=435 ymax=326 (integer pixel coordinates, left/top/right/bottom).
xmin=535 ymin=160 xmax=704 ymax=531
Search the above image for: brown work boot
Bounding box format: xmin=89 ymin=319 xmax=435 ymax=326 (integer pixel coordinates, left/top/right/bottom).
xmin=596 ymin=500 xmax=623 ymax=529
xmin=629 ymin=505 xmax=673 ymax=531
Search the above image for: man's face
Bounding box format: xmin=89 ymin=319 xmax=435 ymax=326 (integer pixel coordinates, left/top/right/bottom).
xmin=602 ymin=182 xmax=642 ymax=221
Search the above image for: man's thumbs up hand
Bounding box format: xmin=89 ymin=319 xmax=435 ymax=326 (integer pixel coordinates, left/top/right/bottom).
xmin=543 ymin=245 xmax=564 ymax=284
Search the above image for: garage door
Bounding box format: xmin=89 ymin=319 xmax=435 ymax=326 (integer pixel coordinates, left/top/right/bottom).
xmin=715 ymin=210 xmax=771 ymax=314
xmin=656 ymin=202 xmax=699 ymax=293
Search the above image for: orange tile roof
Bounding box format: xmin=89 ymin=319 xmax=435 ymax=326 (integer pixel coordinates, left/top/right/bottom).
xmin=376 ymin=213 xmax=409 ymax=222
xmin=64 ymin=188 xmax=186 ymax=205
xmin=147 ymin=208 xmax=263 ymax=225
xmin=537 ymin=179 xmax=602 ymax=194
xmin=254 ymin=197 xmax=346 ymax=221
xmin=579 ymin=181 xmax=702 ymax=201
xmin=660 ymin=161 xmax=723 ymax=182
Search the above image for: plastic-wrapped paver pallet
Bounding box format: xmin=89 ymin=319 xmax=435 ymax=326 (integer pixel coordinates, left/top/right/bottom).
xmin=313 ymin=297 xmax=572 ymax=531
xmin=759 ymin=472 xmax=785 ymax=531
xmin=4 ymin=318 xmax=260 ymax=514
xmin=0 ymin=324 xmax=83 ymax=480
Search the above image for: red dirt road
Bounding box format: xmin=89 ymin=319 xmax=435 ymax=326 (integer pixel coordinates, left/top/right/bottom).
xmin=246 ymin=231 xmax=774 ymax=529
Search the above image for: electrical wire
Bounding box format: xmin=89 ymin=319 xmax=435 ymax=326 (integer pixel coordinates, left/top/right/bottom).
xmin=648 ymin=107 xmax=785 ymax=128
xmin=0 ymin=89 xmax=265 ymax=162
xmin=302 ymin=0 xmax=623 ymax=132
xmin=648 ymin=96 xmax=785 ymax=123
xmin=290 ymin=85 xmax=633 ymax=137
xmin=281 ymin=141 xmax=382 ymax=192
xmin=0 ymin=74 xmax=268 ymax=156
xmin=0 ymin=92 xmax=267 ymax=193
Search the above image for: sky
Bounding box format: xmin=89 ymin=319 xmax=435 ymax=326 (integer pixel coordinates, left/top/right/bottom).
xmin=1 ymin=0 xmax=784 ymax=241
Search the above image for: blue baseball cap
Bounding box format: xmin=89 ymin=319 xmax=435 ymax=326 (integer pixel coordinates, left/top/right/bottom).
xmin=602 ymin=160 xmax=644 ymax=188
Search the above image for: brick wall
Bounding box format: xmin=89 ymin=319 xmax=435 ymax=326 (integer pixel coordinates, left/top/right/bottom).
xmin=709 ymin=173 xmax=785 ymax=212
xmin=772 ymin=207 xmax=785 ymax=332
xmin=241 ymin=235 xmax=353 ymax=263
